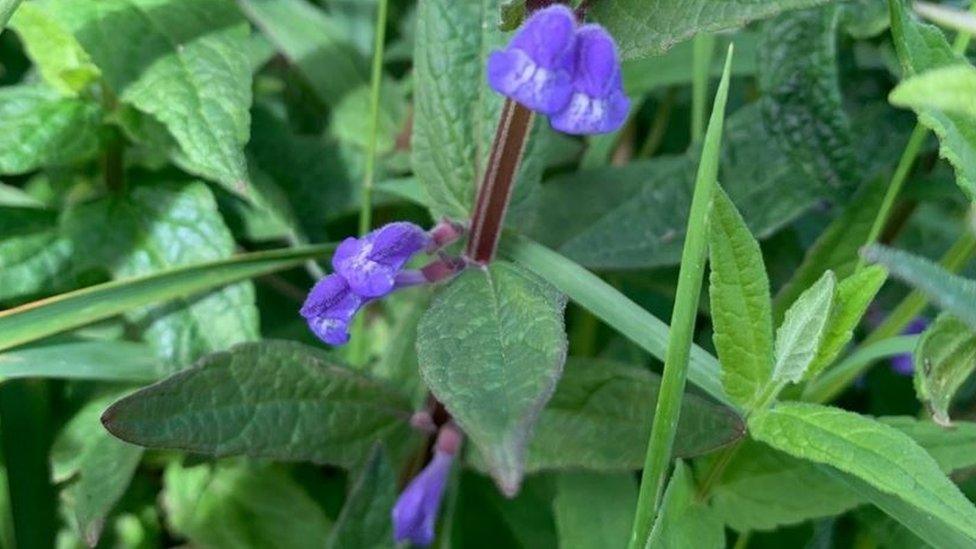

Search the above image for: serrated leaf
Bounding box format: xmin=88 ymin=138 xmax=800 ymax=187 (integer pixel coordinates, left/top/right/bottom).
xmin=8 ymin=3 xmax=100 ymax=95
xmin=807 ymin=266 xmax=887 ymax=380
xmin=416 ymin=261 xmax=567 ymax=495
xmin=772 ymin=271 xmax=836 ymax=385
xmin=52 ymin=0 xmax=253 ymax=197
xmin=0 ymin=206 xmax=73 ymax=302
xmin=759 ymin=5 xmax=858 ymax=197
xmin=891 ymin=64 xmax=976 ymax=119
xmin=51 ymin=394 xmax=142 ymax=546
xmin=238 ymin=0 xmax=367 ymax=106
xmin=888 ymin=0 xmax=976 ymax=199
xmin=0 ymin=340 xmax=158 ymax=382
xmin=552 ymin=472 xmax=636 ymax=549
xmin=326 ymin=446 xmax=396 ymax=549
xmin=590 ymin=0 xmax=830 ymax=59
xmin=646 ymin=461 xmax=723 ymax=549
xmin=163 ymin=460 xmax=332 ymax=549
xmin=773 ymin=177 xmax=886 ymax=322
xmin=63 ymin=181 xmax=258 ymax=367
xmin=103 ymin=340 xmax=412 ymax=468
xmin=498 ymin=0 xmax=525 ymax=32
xmin=862 ymin=244 xmax=976 ymax=330
xmin=531 ymin=104 xmax=822 ymax=270
xmin=708 ymin=186 xmax=773 ymax=409
xmin=710 ymin=440 xmax=859 ymax=532
xmin=0 ymin=85 xmax=101 ymax=174
xmin=476 ymin=359 xmax=744 ymax=473
xmin=748 ymin=402 xmax=976 ymax=543
xmin=913 ymin=315 xmax=976 ymax=425
xmin=412 ymin=0 xmax=547 ymax=219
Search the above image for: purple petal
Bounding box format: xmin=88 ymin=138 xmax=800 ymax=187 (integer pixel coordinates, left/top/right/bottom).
xmin=332 ymin=222 xmax=430 ymax=298
xmin=392 ymin=451 xmax=454 ymax=546
xmin=550 ymin=25 xmax=630 ymax=135
xmin=487 ymin=4 xmax=577 ymax=114
xmin=300 ymin=274 xmax=363 ymax=346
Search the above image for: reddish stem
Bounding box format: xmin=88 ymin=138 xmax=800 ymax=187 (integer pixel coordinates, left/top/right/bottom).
xmin=466 ymin=99 xmax=534 ymax=264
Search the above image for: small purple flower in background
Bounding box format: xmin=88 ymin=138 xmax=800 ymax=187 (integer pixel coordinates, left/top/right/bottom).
xmin=890 ymin=317 xmax=930 ymax=376
xmin=300 ymin=274 xmax=364 ymax=346
xmin=550 ymin=25 xmax=630 ymax=135
xmin=333 ymin=222 xmax=430 ymax=298
xmin=487 ymin=4 xmax=630 ymax=135
xmin=302 ymin=221 xmax=464 ymax=347
xmin=487 ymin=4 xmax=577 ymax=114
xmin=393 ymin=424 xmax=462 ymax=546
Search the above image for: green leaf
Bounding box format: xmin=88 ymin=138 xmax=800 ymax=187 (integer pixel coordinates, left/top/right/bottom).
xmin=501 ymin=235 xmax=728 ymax=406
xmin=807 ymin=266 xmax=887 ymax=380
xmin=773 ymin=177 xmax=886 ymax=322
xmin=417 ymin=261 xmax=567 ymax=495
xmin=0 ymin=85 xmax=101 ymax=174
xmin=51 ymin=394 xmax=143 ymax=546
xmin=622 ymin=31 xmax=759 ymax=95
xmin=163 ymin=460 xmax=332 ymax=549
xmin=552 ymin=472 xmax=636 ymax=549
xmin=0 ymin=243 xmax=331 ymax=353
xmin=330 ymin=81 xmax=408 ymax=153
xmin=238 ymin=0 xmax=367 ymax=105
xmin=748 ymin=402 xmax=976 ymax=543
xmin=891 ymin=64 xmax=976 ymax=119
xmin=646 ymin=461 xmax=723 ymax=549
xmin=708 ymin=186 xmax=773 ymax=409
xmin=881 ymin=417 xmax=976 ymax=473
xmin=103 ymin=340 xmax=412 ymax=468
xmin=0 ymin=206 xmax=73 ymax=302
xmin=64 ymin=181 xmax=258 ymax=367
xmin=8 ymin=3 xmax=100 ymax=95
xmin=0 ymin=0 xmax=22 ymax=30
xmin=772 ymin=271 xmax=836 ymax=385
xmin=710 ymin=440 xmax=859 ymax=532
xmin=913 ymin=314 xmax=976 ymax=425
xmin=759 ymin=5 xmax=858 ymax=197
xmin=862 ymin=244 xmax=976 ymax=330
xmin=326 ymin=446 xmax=396 ymax=549
xmin=888 ymin=0 xmax=976 ymax=199
xmin=590 ymin=0 xmax=830 ymax=59
xmin=52 ymin=0 xmax=253 ymax=197
xmin=841 ymin=0 xmax=890 ymax=38
xmin=412 ymin=0 xmax=547 ymax=219
xmin=531 ymin=105 xmax=823 ymax=270
xmin=499 ymin=359 xmax=744 ymax=473
xmin=0 ymin=340 xmax=158 ymax=382
xmin=498 ymin=0 xmax=525 ymax=32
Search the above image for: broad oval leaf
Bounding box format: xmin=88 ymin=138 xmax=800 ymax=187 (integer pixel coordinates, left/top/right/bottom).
xmin=647 ymin=461 xmax=723 ymax=549
xmin=749 ymin=402 xmax=976 ymax=544
xmin=416 ymin=261 xmax=567 ymax=495
xmin=890 ymin=64 xmax=976 ymax=119
xmin=553 ymin=473 xmax=637 ymax=549
xmin=913 ymin=314 xmax=976 ymax=426
xmin=708 ymin=186 xmax=773 ymax=409
xmin=472 ymin=358 xmax=744 ymax=473
xmin=102 ymin=340 xmax=412 ymax=468
xmin=0 ymin=206 xmax=73 ymax=302
xmin=8 ymin=3 xmax=100 ymax=95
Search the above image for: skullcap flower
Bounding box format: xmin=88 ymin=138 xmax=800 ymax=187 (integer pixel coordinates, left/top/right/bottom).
xmin=487 ymin=5 xmax=629 ymax=134
xmin=299 ymin=274 xmax=363 ymax=346
xmin=392 ymin=450 xmax=453 ymax=546
xmin=332 ymin=222 xmax=430 ymax=298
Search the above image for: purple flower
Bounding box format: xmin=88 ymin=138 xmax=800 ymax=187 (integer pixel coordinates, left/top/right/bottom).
xmin=392 ymin=450 xmax=454 ymax=546
xmin=487 ymin=6 xmax=629 ymax=135
xmin=550 ymin=25 xmax=630 ymax=135
xmin=332 ymin=222 xmax=430 ymax=298
xmin=487 ymin=5 xmax=578 ymax=114
xmin=299 ymin=274 xmax=364 ymax=346
xmin=890 ymin=317 xmax=929 ymax=376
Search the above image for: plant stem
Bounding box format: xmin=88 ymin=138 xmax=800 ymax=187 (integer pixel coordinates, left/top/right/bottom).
xmin=627 ymin=46 xmax=734 ymax=549
xmin=350 ymin=0 xmax=390 ymax=365
xmin=466 ymin=99 xmax=534 ymax=263
xmin=691 ymin=33 xmax=716 ymax=144
xmin=638 ymin=87 xmax=678 ymax=158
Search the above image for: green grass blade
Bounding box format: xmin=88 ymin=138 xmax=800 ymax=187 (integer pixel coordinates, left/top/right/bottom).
xmin=0 ymin=244 xmax=333 ymax=352
xmin=0 ymin=340 xmax=159 ymax=382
